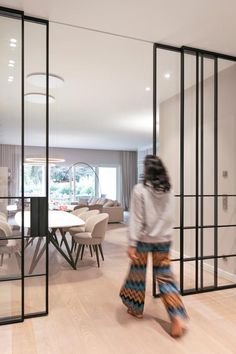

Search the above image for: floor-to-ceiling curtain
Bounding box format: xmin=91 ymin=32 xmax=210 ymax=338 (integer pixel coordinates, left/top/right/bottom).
xmin=0 ymin=144 xmax=21 ymax=197
xmin=121 ymin=151 xmax=137 ymax=210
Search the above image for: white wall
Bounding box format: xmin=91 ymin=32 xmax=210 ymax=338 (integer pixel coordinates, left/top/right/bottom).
xmin=159 ymin=63 xmax=236 ymax=281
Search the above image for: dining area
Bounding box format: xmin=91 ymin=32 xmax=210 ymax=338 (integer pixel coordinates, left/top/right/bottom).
xmin=0 ymin=205 xmax=109 ymax=277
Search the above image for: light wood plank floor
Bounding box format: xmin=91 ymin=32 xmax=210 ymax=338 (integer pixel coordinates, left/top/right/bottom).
xmin=1 ymin=223 xmax=236 ymax=354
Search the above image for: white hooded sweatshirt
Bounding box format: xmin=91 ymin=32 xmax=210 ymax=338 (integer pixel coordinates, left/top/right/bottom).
xmin=128 ymin=183 xmax=175 ymax=247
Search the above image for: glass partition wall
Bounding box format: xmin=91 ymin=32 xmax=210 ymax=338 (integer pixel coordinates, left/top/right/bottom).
xmin=155 ymin=43 xmax=236 ymax=295
xmin=0 ymin=7 xmax=48 ymax=325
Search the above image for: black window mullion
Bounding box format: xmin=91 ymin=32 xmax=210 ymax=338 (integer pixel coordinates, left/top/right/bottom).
xmin=214 ymin=57 xmax=218 ymax=288
xmin=195 ymin=52 xmax=199 ymax=291
xmin=200 ymin=54 xmax=204 ymax=289
xmin=180 ymin=49 xmax=185 ymax=294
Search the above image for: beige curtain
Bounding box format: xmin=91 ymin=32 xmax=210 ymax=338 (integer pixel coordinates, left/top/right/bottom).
xmin=0 ymin=144 xmax=21 ymax=196
xmin=121 ymin=151 xmax=137 ymax=211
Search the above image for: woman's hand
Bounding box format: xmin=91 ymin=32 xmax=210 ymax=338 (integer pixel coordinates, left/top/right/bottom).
xmin=127 ymin=246 xmax=139 ymax=262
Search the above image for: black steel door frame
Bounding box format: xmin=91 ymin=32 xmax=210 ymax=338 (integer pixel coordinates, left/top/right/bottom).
xmin=0 ymin=6 xmax=49 ymax=325
xmin=153 ymin=43 xmax=236 ymax=296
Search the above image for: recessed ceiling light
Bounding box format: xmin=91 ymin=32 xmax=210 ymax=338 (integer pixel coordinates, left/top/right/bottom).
xmin=164 ymin=73 xmax=171 ymax=79
xmin=27 ymin=73 xmax=64 ymax=88
xmin=25 ymin=93 xmax=55 ymax=104
xmin=9 ymin=60 xmax=15 ymax=64
xmin=8 ymin=76 xmax=14 ymax=82
xmin=145 ymin=87 xmax=151 ymax=91
xmin=8 ymin=63 xmax=14 ymax=67
xmin=10 ymin=38 xmax=17 ymax=43
xmin=10 ymin=43 xmax=16 ymax=48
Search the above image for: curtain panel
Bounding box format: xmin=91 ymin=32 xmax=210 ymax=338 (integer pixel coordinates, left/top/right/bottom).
xmin=121 ymin=151 xmax=137 ymax=211
xmin=0 ymin=144 xmax=21 ymax=197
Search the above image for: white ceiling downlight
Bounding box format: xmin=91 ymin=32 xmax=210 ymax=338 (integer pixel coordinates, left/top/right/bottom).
xmin=10 ymin=38 xmax=17 ymax=48
xmin=25 ymin=93 xmax=55 ymax=104
xmin=164 ymin=72 xmax=171 ymax=79
xmin=27 ymin=73 xmax=64 ymax=88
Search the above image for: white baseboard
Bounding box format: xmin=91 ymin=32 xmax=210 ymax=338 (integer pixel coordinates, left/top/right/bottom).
xmin=171 ymin=249 xmax=236 ymax=283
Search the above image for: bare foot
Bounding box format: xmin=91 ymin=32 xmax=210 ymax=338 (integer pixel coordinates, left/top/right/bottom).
xmin=170 ymin=317 xmax=186 ymax=338
xmin=127 ymin=308 xmax=143 ymax=319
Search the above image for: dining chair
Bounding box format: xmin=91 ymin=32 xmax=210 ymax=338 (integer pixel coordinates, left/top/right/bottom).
xmin=60 ymin=207 xmax=90 ymax=246
xmin=72 ymin=207 xmax=89 ymax=216
xmin=69 ymin=209 xmax=100 ymax=252
xmin=73 ymin=213 xmax=109 ymax=268
xmin=0 ymin=212 xmax=7 ymax=221
xmin=0 ymin=220 xmax=21 ymax=268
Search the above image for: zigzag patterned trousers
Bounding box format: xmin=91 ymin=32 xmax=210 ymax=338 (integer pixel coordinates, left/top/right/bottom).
xmin=120 ymin=242 xmax=187 ymax=319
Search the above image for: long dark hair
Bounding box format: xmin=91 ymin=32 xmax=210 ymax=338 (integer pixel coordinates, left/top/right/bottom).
xmin=143 ymin=155 xmax=171 ymax=192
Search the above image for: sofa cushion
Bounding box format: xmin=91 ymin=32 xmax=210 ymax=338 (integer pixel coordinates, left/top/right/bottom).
xmin=89 ymin=197 xmax=98 ymax=205
xmin=103 ymin=199 xmax=114 ymax=207
xmin=88 ymin=197 xmax=93 ymax=204
xmin=96 ymin=198 xmax=107 ymax=205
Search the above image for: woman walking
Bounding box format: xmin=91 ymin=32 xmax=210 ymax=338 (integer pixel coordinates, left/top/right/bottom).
xmin=120 ymin=155 xmax=187 ymax=337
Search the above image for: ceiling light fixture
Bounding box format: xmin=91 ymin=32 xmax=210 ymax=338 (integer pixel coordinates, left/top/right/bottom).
xmin=25 ymin=157 xmax=65 ymax=164
xmin=24 ymin=93 xmax=55 ymax=104
xmin=9 ymin=60 xmax=15 ymax=64
xmin=27 ymin=73 xmax=64 ymax=88
xmin=164 ymin=72 xmax=171 ymax=79
xmin=145 ymin=87 xmax=151 ymax=91
xmin=10 ymin=43 xmax=16 ymax=48
xmin=8 ymin=76 xmax=14 ymax=82
xmin=8 ymin=63 xmax=14 ymax=67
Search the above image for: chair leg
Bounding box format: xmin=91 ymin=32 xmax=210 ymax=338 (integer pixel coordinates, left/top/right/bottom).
xmin=60 ymin=239 xmax=63 ymax=247
xmin=80 ymin=245 xmax=85 ymax=260
xmin=15 ymin=252 xmax=21 ymax=269
xmin=71 ymin=238 xmax=75 ymax=252
xmin=0 ymin=254 xmax=4 ymax=266
xmin=75 ymin=244 xmax=82 ymax=266
xmin=89 ymin=245 xmax=93 ymax=257
xmin=94 ymin=245 xmax=100 ymax=268
xmin=98 ymin=244 xmax=104 ymax=261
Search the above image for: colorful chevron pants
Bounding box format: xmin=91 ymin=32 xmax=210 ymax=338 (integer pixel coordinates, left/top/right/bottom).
xmin=120 ymin=242 xmax=187 ymax=319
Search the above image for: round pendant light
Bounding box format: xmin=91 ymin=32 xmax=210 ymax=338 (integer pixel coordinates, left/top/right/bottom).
xmin=25 ymin=157 xmax=65 ymax=164
xmin=25 ymin=93 xmax=55 ymax=104
xmin=27 ymin=73 xmax=64 ymax=88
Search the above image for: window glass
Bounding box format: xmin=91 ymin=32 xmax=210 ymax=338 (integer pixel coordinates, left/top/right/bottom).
xmin=98 ymin=167 xmax=117 ymax=200
xmin=24 ymin=164 xmax=45 ymax=196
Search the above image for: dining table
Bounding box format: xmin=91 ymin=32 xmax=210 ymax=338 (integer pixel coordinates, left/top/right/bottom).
xmin=15 ymin=210 xmax=85 ymax=273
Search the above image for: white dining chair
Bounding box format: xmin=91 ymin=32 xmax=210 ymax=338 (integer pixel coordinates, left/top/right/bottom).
xmin=0 ymin=220 xmax=21 ymax=268
xmin=69 ymin=209 xmax=100 ymax=252
xmin=72 ymin=207 xmax=89 ymax=216
xmin=73 ymin=213 xmax=109 ymax=267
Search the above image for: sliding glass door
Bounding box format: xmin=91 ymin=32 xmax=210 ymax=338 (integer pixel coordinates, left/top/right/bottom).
xmin=0 ymin=8 xmax=23 ymax=324
xmin=0 ymin=6 xmax=49 ymax=325
xmin=154 ymin=43 xmax=236 ymax=296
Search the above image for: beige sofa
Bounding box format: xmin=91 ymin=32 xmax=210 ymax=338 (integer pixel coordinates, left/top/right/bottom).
xmin=74 ymin=197 xmax=124 ymax=223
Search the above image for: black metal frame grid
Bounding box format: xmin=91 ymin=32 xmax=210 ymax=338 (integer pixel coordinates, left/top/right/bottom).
xmin=0 ymin=6 xmax=49 ymax=325
xmin=153 ymin=42 xmax=236 ymax=296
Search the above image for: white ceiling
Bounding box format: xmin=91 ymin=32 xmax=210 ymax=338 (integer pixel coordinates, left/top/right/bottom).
xmin=1 ymin=0 xmax=236 ymax=55
xmin=0 ymin=1 xmax=236 ymax=150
